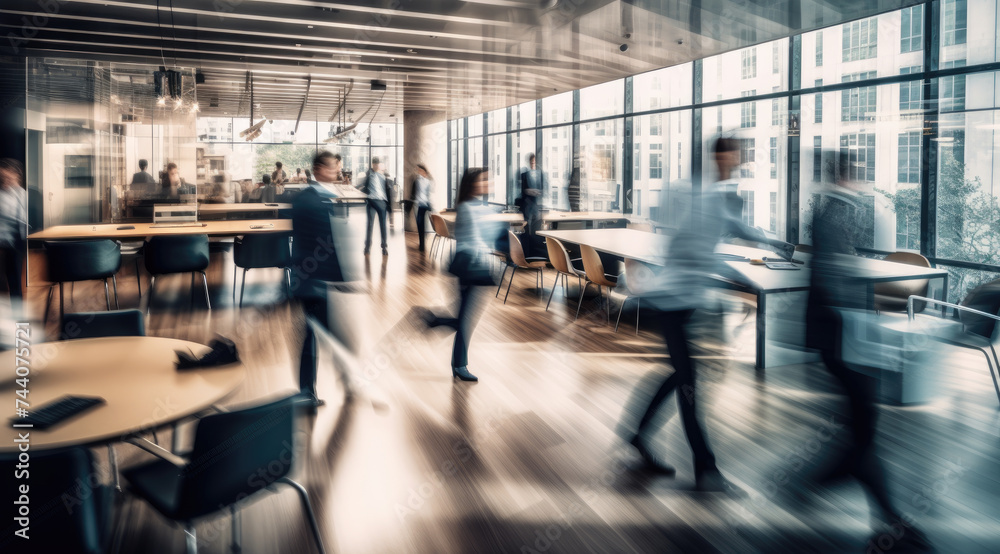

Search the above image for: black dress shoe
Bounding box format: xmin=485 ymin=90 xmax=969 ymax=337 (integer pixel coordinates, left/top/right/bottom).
xmin=382 ymin=247 xmax=388 ymax=256
xmin=452 ymin=366 xmax=478 ymax=381
xmin=695 ymin=469 xmax=745 ymax=496
xmin=629 ymin=435 xmax=676 ymax=475
xmin=363 ymin=248 xmax=370 ymax=256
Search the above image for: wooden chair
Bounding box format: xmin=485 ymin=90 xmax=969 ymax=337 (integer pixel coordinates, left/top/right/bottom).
xmin=875 ymin=252 xmax=931 ymax=313
xmin=499 ymin=230 xmax=547 ymax=304
xmin=576 ymin=244 xmax=619 ymax=322
xmin=544 ymin=237 xmax=585 ymax=311
xmin=428 ymin=213 xmax=454 ymax=261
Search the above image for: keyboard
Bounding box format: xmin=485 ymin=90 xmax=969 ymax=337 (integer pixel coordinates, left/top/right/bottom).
xmin=14 ymin=395 xmax=105 ymax=430
xmin=765 ymin=261 xmax=801 ymax=270
xmin=149 ymin=222 xmax=208 ymax=228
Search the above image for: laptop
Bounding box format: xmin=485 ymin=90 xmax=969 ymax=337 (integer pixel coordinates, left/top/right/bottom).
xmin=151 ymin=204 xmax=206 ymax=227
xmin=763 ymin=240 xmax=801 ymax=270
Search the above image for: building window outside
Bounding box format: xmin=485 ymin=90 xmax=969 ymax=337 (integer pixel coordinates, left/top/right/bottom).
xmin=742 ymin=48 xmax=757 ymax=79
xmin=841 ymin=72 xmax=877 ymax=122
xmin=899 ymin=66 xmax=923 ymax=113
xmin=943 ymin=0 xmax=968 ymax=46
xmin=769 ymin=191 xmax=778 ymax=232
xmin=740 ymin=190 xmax=755 ymax=226
xmin=816 ymin=31 xmax=824 ymax=66
xmin=650 ymin=114 xmax=662 ymax=136
xmin=814 ymin=79 xmax=823 ymax=123
xmin=842 ymin=16 xmax=878 ymax=62
xmin=650 ymin=144 xmax=663 ymax=179
xmin=771 ymin=87 xmax=782 ymax=126
xmin=898 ymin=131 xmax=921 ymax=184
xmin=941 ymin=60 xmax=967 ymax=112
xmin=901 ymin=5 xmax=923 ymax=53
xmin=772 ymin=42 xmax=781 ymax=74
xmin=840 ymin=133 xmax=876 ymax=182
xmin=813 ymin=137 xmax=823 ymax=181
xmin=740 ymin=138 xmax=756 ymax=179
xmin=741 ymin=91 xmax=756 ymax=128
xmin=770 ymin=137 xmax=778 ymax=179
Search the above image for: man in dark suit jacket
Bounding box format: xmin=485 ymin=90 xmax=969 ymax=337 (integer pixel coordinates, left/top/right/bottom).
xmin=130 ymin=159 xmax=157 ymax=195
xmin=520 ymin=153 xmax=547 ymax=257
xmin=361 ymin=157 xmax=393 ymax=256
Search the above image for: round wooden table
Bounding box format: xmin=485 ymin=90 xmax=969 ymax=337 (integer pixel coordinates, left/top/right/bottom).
xmin=0 ymin=336 xmax=245 ymax=452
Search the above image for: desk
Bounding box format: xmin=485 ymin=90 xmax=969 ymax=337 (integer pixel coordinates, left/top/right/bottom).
xmin=539 ymin=229 xmax=948 ymax=369
xmin=0 ymin=336 xmax=244 ymax=452
xmin=437 ymin=210 xmax=628 ymax=229
xmin=198 ymin=203 xmax=291 ymax=218
xmin=28 ymin=219 xmax=293 ymax=241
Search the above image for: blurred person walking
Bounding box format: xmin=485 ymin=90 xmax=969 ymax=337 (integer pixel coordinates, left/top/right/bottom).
xmin=416 ymin=168 xmax=503 ymax=382
xmin=0 ymin=159 xmax=26 ymax=308
xmin=520 ymin=153 xmax=547 ymax=257
xmin=411 ymin=164 xmax=433 ymax=252
xmin=362 ymin=157 xmax=392 ymax=256
xmin=619 ymin=138 xmax=763 ymax=493
xmin=804 ymin=150 xmax=930 ymax=550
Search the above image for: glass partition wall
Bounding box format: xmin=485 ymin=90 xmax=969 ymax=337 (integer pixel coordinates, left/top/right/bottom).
xmin=26 ymin=58 xmax=403 ymax=228
xmin=448 ymin=0 xmax=999 ymax=301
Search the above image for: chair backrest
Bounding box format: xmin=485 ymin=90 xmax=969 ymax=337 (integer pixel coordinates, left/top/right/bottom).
xmin=175 ymin=395 xmax=301 ymax=520
xmin=580 ymin=244 xmax=614 ymax=286
xmin=624 ymin=258 xmax=657 ymax=295
xmin=144 ymin=234 xmax=210 ymax=275
xmin=508 ymin=230 xmax=529 ymax=267
xmin=61 ymin=310 xmax=145 ymax=340
xmin=0 ymin=448 xmax=108 ymax=553
xmin=234 ymin=231 xmax=292 ymax=269
xmin=874 ymin=252 xmax=931 ymax=298
xmin=430 ymin=213 xmax=450 ymax=238
xmin=45 ymin=240 xmax=122 ymax=282
xmin=546 ymin=237 xmax=571 ymax=274
xmin=959 ymin=278 xmax=1000 ymax=339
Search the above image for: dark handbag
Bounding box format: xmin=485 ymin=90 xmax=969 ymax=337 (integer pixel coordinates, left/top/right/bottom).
xmin=448 ymin=250 xmax=496 ymax=286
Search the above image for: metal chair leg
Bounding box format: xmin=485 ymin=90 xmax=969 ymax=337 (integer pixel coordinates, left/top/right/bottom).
xmin=503 ymin=266 xmax=517 ymax=304
xmin=284 ymin=267 xmax=292 ymax=300
xmin=201 ymin=271 xmax=212 ymax=310
xmin=233 ymin=260 xmax=238 ymax=301
xmin=184 ymin=524 xmax=197 ymax=554
xmin=112 ymin=274 xmax=120 ymax=309
xmin=987 ymin=344 xmax=1000 ymax=406
xmin=239 ymin=268 xmax=248 ymax=308
xmin=635 ymin=297 xmax=641 ymax=334
xmin=614 ymin=296 xmax=629 ymax=333
xmin=146 ymin=276 xmax=156 ymax=315
xmin=134 ymin=256 xmax=142 ymax=296
xmin=104 ymin=278 xmax=112 ymax=310
xmin=230 ymin=505 xmax=242 ymax=553
xmin=495 ymin=263 xmax=508 ymax=298
xmin=59 ymin=282 xmax=65 ymax=321
xmin=43 ymin=285 xmax=54 ymax=325
xmin=108 ymin=444 xmax=121 ymax=492
xmin=575 ymin=281 xmax=591 ymax=320
xmin=190 ymin=273 xmax=196 ymax=309
xmin=545 ymin=273 xmax=560 ymax=311
xmin=279 ymin=477 xmax=327 ymax=554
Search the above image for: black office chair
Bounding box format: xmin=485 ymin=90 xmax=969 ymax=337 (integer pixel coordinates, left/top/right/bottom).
xmin=121 ymin=395 xmax=327 ymax=554
xmin=233 ymin=231 xmax=292 ymax=307
xmin=144 ymin=235 xmax=212 ymax=313
xmin=0 ymin=448 xmax=113 ymax=554
xmin=43 ymin=239 xmax=122 ymax=324
xmin=61 ymin=309 xmax=146 ymax=340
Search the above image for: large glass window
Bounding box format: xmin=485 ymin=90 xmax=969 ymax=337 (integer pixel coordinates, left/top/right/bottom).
xmin=632 ymin=63 xmax=693 ymax=112
xmin=488 ymin=107 xmax=507 ymax=135
xmin=579 ymin=119 xmax=622 ymax=211
xmin=488 ymin=133 xmax=506 ymax=204
xmin=542 ymin=92 xmax=572 ymax=126
xmin=517 ymin=100 xmax=537 ymax=129
xmin=841 ymin=72 xmax=878 ymax=122
xmin=942 ymin=0 xmax=968 ymax=46
xmin=842 ymin=16 xmax=878 ymax=62
xmin=900 ymin=5 xmax=924 ymax=53
xmin=579 ymin=79 xmax=623 ymax=120
xmin=632 ymin=111 xmax=691 ymax=221
xmin=542 ymin=126 xmax=570 ymax=209
xmin=704 ymin=38 xmax=787 ymax=102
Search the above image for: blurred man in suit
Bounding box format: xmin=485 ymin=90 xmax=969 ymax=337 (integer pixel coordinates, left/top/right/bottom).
xmin=362 ymin=157 xmax=392 ymax=256
xmin=520 ymin=153 xmax=547 ymax=257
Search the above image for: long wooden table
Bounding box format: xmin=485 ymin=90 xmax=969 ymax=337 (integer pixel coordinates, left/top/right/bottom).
xmin=540 ymin=228 xmax=949 ymax=369
xmin=438 ymin=210 xmax=629 ymax=229
xmin=197 ymin=203 xmax=291 ymax=218
xmin=28 ymin=219 xmax=292 ymax=241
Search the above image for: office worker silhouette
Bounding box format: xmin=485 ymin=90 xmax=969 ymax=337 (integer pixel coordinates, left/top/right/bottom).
xmin=520 ymin=153 xmax=547 ymax=258
xmin=362 ymin=157 xmax=392 ymax=256
xmin=620 ymin=137 xmax=760 ymax=494
xmin=417 ymin=168 xmax=503 ymax=382
xmin=804 ymin=151 xmax=930 ymax=549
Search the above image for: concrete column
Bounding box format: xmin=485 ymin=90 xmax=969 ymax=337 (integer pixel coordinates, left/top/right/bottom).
xmin=402 ymin=110 xmax=447 ymax=231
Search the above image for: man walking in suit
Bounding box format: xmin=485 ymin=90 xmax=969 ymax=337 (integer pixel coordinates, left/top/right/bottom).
xmin=362 ymin=157 xmax=391 ymax=256
xmin=520 ymin=154 xmax=546 ymax=258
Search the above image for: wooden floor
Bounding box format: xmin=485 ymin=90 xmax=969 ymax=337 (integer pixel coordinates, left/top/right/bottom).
xmin=19 ymin=215 xmax=1000 ymax=553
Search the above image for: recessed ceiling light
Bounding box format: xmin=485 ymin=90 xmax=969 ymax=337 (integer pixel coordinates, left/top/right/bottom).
xmin=406 ymin=48 xmax=416 ymax=53
xmin=307 ymin=25 xmax=314 ymax=29
xmin=296 ymin=44 xmax=302 ymax=47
